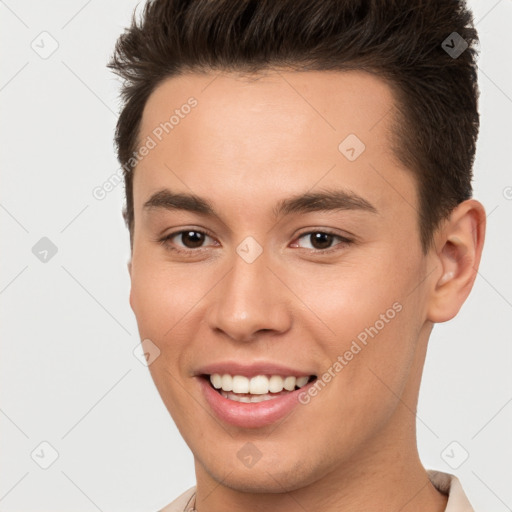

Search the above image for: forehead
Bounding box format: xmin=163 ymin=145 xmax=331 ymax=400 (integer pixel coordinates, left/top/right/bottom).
xmin=133 ymin=69 xmax=415 ymax=221
xmin=139 ymin=69 xmax=397 ymax=154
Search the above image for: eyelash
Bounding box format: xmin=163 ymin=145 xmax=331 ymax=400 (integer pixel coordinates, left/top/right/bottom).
xmin=157 ymin=229 xmax=353 ymax=255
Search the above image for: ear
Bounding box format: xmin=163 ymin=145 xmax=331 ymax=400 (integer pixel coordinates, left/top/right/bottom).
xmin=127 ymin=258 xmax=134 ymax=310
xmin=426 ymin=199 xmax=486 ymax=323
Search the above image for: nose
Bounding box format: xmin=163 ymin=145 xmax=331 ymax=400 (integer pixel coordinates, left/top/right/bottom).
xmin=205 ymin=248 xmax=292 ymax=343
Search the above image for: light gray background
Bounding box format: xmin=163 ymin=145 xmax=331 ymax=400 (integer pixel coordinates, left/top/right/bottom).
xmin=1 ymin=0 xmax=511 ymax=510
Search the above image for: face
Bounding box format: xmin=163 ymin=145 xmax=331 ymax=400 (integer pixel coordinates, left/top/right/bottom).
xmin=129 ymin=70 xmax=434 ymax=492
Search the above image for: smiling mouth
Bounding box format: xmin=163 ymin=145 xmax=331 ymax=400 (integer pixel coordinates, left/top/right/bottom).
xmin=202 ymin=373 xmax=317 ymax=403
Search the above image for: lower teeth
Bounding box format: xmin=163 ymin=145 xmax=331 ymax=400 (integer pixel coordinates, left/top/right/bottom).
xmin=220 ymin=389 xmax=293 ymax=403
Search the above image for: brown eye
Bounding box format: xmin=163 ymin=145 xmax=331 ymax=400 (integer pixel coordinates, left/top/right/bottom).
xmin=292 ymin=231 xmax=352 ymax=252
xmin=159 ymin=229 xmax=217 ymax=252
xmin=309 ymin=232 xmax=335 ymax=250
xmin=178 ymin=231 xmax=207 ymax=249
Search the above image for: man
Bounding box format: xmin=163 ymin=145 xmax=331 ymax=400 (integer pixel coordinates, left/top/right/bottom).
xmin=108 ymin=0 xmax=485 ymax=510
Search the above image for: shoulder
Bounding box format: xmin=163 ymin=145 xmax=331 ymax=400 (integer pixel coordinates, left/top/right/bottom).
xmin=157 ymin=486 xmax=196 ymax=512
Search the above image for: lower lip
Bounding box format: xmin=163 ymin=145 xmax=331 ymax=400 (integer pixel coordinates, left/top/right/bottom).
xmin=198 ymin=377 xmax=314 ymax=429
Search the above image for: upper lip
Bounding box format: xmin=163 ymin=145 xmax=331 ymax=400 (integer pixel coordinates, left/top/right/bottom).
xmin=194 ymin=361 xmax=316 ymax=378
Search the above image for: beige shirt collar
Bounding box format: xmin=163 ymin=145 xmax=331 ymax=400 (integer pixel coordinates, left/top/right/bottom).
xmin=160 ymin=470 xmax=474 ymax=512
xmin=428 ymin=470 xmax=474 ymax=512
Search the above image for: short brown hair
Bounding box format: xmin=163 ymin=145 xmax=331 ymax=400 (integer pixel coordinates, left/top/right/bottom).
xmin=108 ymin=0 xmax=480 ymax=253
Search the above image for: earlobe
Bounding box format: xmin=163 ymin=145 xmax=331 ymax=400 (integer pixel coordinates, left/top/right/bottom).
xmin=426 ymin=199 xmax=486 ymax=323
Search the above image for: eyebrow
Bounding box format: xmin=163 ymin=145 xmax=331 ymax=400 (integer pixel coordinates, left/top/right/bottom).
xmin=142 ymin=188 xmax=378 ymax=218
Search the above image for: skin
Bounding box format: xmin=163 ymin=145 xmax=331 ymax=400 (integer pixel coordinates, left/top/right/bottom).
xmin=127 ymin=70 xmax=486 ymax=511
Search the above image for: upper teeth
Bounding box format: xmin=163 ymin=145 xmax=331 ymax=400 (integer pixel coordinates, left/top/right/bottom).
xmin=209 ymin=374 xmax=310 ymax=394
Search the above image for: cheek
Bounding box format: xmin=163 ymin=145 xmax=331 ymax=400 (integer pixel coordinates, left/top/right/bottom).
xmin=303 ymin=307 xmax=419 ymax=462
xmin=130 ymin=274 xmax=169 ymax=334
xmin=297 ymin=251 xmax=421 ymax=406
xmin=130 ymin=259 xmax=191 ymax=332
xmin=294 ymin=254 xmax=408 ymax=341
xmin=129 ymin=265 xmax=195 ymax=392
xmin=129 ymin=259 xmax=213 ymax=373
xmin=129 ymin=264 xmax=197 ymax=419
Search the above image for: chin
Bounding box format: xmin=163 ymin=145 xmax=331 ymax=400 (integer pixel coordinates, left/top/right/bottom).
xmin=199 ymin=452 xmax=325 ymax=494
